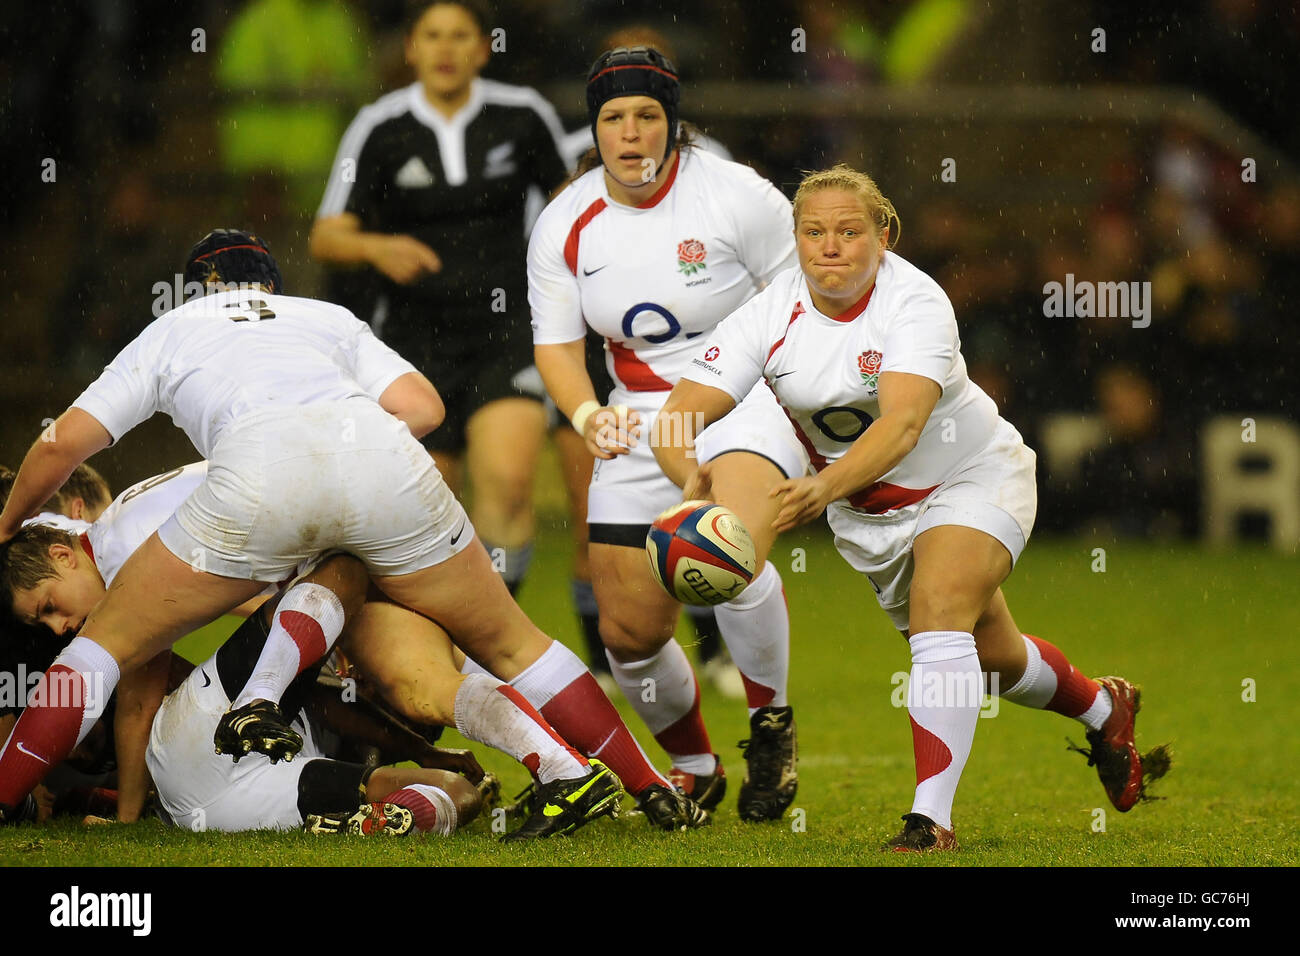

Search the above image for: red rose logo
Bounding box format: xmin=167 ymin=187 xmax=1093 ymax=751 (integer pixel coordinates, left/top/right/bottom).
xmin=678 ymin=239 xmax=707 ymax=264
xmin=704 ymin=345 xmax=720 ymax=361
xmin=858 ymin=350 xmax=882 ymax=376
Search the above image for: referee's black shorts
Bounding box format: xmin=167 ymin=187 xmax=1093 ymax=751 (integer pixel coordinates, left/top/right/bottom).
xmin=381 ymin=299 xmax=544 ymax=454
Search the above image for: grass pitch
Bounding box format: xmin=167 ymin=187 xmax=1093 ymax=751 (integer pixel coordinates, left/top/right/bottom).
xmin=2 ymin=526 xmax=1296 ymax=867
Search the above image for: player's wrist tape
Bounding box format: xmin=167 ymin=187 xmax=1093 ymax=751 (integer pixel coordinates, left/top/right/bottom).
xmin=571 ymin=400 xmax=601 ymax=435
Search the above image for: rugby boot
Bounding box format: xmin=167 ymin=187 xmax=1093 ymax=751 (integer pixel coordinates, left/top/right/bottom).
xmin=884 ymin=813 xmax=958 ymax=852
xmin=669 ymin=755 xmax=727 ymax=810
xmin=501 ymin=759 xmax=623 ymax=842
xmin=304 ymin=802 xmax=416 ymax=836
xmin=1066 ymin=676 xmax=1171 ymax=812
xmin=214 ymin=699 xmax=303 ymax=763
xmin=737 ymin=705 xmax=798 ymax=821
xmin=635 ymin=783 xmax=712 ymax=831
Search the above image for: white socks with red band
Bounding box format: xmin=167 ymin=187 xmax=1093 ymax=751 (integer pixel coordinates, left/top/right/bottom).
xmin=379 ymin=784 xmax=457 ymax=835
xmin=234 ymin=582 xmax=345 ymax=709
xmin=1000 ymin=634 xmax=1111 ymax=731
xmin=715 ymin=562 xmax=790 ymax=713
xmin=906 ymin=630 xmax=981 ymax=831
xmin=606 ymin=641 xmax=716 ymax=776
xmin=453 ymin=672 xmax=588 ymax=784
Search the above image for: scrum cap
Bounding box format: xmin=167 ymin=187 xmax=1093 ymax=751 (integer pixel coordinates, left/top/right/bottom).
xmin=586 ymin=46 xmax=680 ymax=166
xmin=183 ymin=229 xmax=283 ymax=295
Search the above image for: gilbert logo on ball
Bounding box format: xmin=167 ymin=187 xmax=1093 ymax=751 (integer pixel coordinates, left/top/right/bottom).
xmin=646 ymin=500 xmax=756 ymax=606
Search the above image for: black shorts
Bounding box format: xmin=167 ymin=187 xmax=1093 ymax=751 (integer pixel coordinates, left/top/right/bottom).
xmin=381 ymin=298 xmax=543 ymax=453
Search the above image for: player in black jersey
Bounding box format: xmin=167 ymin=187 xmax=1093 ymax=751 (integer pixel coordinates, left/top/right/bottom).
xmin=310 ymin=0 xmax=568 ymax=597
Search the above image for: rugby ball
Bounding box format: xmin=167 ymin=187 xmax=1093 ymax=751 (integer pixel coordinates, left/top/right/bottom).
xmin=646 ymin=500 xmax=756 ymax=606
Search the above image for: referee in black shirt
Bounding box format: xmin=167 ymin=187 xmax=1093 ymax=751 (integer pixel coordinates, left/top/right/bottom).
xmin=311 ymin=0 xmax=568 ymax=596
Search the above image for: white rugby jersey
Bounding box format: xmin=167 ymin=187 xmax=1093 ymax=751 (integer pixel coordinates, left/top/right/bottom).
xmin=22 ymin=513 xmax=91 ymax=535
xmin=529 ymin=148 xmax=795 ymax=392
xmin=85 ymin=463 xmax=208 ymax=587
xmin=681 ymin=254 xmax=1002 ymax=513
xmin=72 ymin=291 xmax=416 ymax=457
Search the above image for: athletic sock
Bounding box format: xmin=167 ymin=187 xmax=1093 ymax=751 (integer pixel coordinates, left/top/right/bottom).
xmin=453 ymin=673 xmax=588 ymax=784
xmin=379 ymin=784 xmax=457 ymax=835
xmin=714 ymin=562 xmax=790 ymax=713
xmin=571 ymin=577 xmax=609 ymax=674
xmin=510 ymin=641 xmax=671 ymax=795
xmin=483 ymin=540 xmax=533 ymax=596
xmin=906 ymin=630 xmax=982 ymax=831
xmin=1000 ymin=634 xmax=1111 ymax=731
xmin=234 ymin=582 xmax=346 ymax=709
xmin=605 ymin=641 xmax=716 ymax=776
xmin=0 ymin=636 xmax=119 ymax=807
xmin=685 ymin=604 xmax=723 ymax=664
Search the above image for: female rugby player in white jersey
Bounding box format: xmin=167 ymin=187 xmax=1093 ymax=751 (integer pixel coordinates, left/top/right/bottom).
xmin=530 ymin=47 xmax=808 ymax=821
xmin=656 ymin=165 xmax=1168 ymax=850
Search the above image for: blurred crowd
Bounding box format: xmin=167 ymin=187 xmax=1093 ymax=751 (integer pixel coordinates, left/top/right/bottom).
xmin=2 ymin=0 xmax=1296 ymax=540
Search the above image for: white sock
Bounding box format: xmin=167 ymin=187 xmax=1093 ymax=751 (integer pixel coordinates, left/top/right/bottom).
xmin=1000 ymin=635 xmax=1113 ymax=730
xmin=906 ymin=630 xmax=982 ymax=831
xmin=234 ymin=583 xmax=345 ymax=708
xmin=606 ymin=642 xmax=715 ymax=774
xmin=714 ymin=562 xmax=789 ymax=714
xmin=52 ymin=636 xmax=121 ymax=745
xmin=508 ymin=640 xmax=589 ymax=709
xmin=453 ymin=673 xmax=587 ymax=784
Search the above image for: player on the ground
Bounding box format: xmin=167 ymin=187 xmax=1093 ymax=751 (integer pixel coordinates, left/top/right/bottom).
xmin=1 ymin=460 xmax=619 ymax=837
xmin=0 ymin=229 xmax=705 ymax=836
xmin=530 ymin=46 xmax=808 ymax=822
xmin=655 ymin=164 xmax=1171 ymax=850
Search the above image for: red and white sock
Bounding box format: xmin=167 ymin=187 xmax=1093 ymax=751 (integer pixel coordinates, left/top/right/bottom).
xmin=378 ymin=784 xmax=457 ymax=835
xmin=714 ymin=562 xmax=789 ymax=714
xmin=453 ymin=673 xmax=588 ymax=784
xmin=0 ymin=636 xmax=119 ymax=807
xmin=510 ymin=641 xmax=672 ymax=795
xmin=1000 ymin=634 xmax=1111 ymax=731
xmin=606 ymin=641 xmax=716 ymax=776
xmin=906 ymin=630 xmax=982 ymax=831
xmin=233 ymin=583 xmax=346 ymax=709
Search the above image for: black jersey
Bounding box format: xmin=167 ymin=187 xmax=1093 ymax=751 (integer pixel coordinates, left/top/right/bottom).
xmin=318 ymin=79 xmax=568 ymax=313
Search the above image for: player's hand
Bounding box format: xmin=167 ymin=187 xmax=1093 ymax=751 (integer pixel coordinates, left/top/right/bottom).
xmin=770 ymin=474 xmax=834 ymax=533
xmin=584 ymin=405 xmax=641 ymax=460
xmin=368 ymin=234 xmax=442 ymax=284
xmin=681 ymin=460 xmax=715 ymax=502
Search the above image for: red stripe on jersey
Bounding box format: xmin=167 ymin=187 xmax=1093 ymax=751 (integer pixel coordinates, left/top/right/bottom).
xmin=78 ymin=533 xmax=95 ymax=565
xmin=607 ymin=338 xmax=674 ymax=391
xmin=563 ymin=198 xmax=608 ymax=275
xmin=828 ymin=279 xmax=878 ymax=323
xmin=765 ymin=302 xmax=806 ymax=365
xmin=770 ymin=387 xmax=938 ymax=514
xmin=635 ymin=150 xmax=681 ymax=209
xmin=846 ymin=481 xmax=940 ymax=514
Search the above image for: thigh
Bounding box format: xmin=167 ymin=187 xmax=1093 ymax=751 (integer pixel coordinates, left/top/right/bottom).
xmin=371 ymin=537 xmax=550 ymax=680
xmin=87 ymin=533 xmax=266 ymax=672
xmin=706 ymin=451 xmax=786 ymax=566
xmin=589 ymin=541 xmax=680 ymax=660
xmin=909 ymin=524 xmax=1012 ymax=635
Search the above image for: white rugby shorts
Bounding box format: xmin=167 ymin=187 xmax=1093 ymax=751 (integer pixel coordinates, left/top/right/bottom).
xmin=587 ymin=381 xmax=808 ymax=528
xmin=158 ymin=397 xmax=472 ymax=581
xmin=146 ymin=660 xmax=324 ymax=832
xmin=827 ymin=418 xmax=1038 ymax=631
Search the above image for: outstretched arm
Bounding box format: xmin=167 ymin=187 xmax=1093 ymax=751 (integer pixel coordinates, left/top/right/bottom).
xmin=0 ymin=409 xmax=112 ymax=542
xmin=653 ymin=379 xmax=738 ymax=494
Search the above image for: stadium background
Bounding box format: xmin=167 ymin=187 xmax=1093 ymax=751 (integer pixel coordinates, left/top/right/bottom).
xmin=1 ymin=0 xmax=1296 ymax=868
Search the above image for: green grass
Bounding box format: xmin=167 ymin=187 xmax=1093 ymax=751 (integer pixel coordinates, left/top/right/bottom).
xmin=4 ymin=526 xmax=1297 ymax=866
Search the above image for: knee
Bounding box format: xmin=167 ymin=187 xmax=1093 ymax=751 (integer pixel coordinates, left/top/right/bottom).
xmin=598 ymin=611 xmax=670 ymax=663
